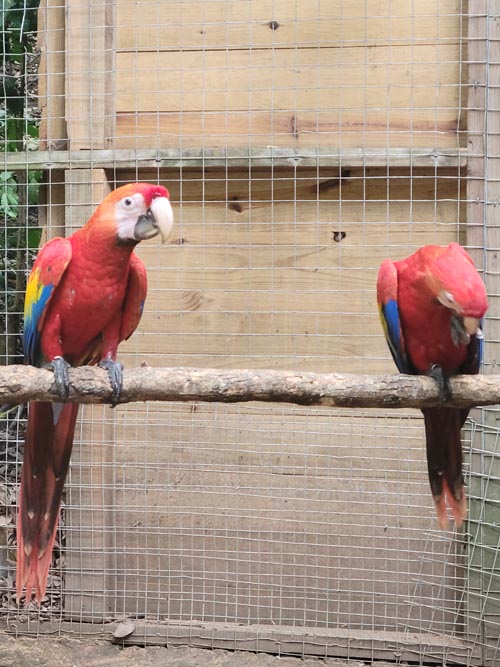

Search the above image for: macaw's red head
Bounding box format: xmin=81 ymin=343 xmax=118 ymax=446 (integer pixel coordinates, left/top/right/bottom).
xmin=85 ymin=182 xmax=174 ymax=244
xmin=422 ymin=242 xmax=488 ymax=346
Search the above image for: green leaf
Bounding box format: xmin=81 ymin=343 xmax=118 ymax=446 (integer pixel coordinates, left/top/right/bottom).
xmin=6 ymin=190 xmax=19 ymax=206
xmin=27 ymin=227 xmax=42 ymax=249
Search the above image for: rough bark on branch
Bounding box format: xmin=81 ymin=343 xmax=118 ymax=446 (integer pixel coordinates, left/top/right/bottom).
xmin=0 ymin=364 xmax=499 ymax=409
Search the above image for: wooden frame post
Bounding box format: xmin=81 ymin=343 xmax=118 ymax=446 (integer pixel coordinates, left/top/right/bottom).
xmin=467 ymin=2 xmax=500 ymax=663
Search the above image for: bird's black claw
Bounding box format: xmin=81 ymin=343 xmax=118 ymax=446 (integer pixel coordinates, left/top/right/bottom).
xmin=427 ymin=364 xmax=452 ymax=402
xmin=46 ymin=356 xmax=71 ymax=400
xmin=99 ymin=359 xmax=124 ymax=406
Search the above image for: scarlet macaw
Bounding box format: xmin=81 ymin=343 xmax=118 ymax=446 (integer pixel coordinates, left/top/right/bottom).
xmin=18 ymin=182 xmax=174 ymax=603
xmin=377 ymin=243 xmax=488 ymax=529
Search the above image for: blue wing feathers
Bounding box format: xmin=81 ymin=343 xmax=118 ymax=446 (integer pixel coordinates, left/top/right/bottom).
xmin=23 ymin=283 xmax=54 ymax=364
xmin=22 ymin=237 xmax=72 ymax=366
xmin=381 ymin=299 xmax=410 ymax=374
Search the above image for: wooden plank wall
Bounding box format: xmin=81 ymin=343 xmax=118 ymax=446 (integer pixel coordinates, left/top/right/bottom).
xmin=113 ymin=0 xmax=463 ymax=150
xmin=65 ymin=166 xmax=465 ymax=634
xmin=38 ymin=0 xmax=465 ymax=152
xmin=119 ymin=167 xmax=463 ymax=374
xmin=32 ymin=0 xmax=472 ymax=654
xmin=68 ymin=402 xmax=462 ymax=631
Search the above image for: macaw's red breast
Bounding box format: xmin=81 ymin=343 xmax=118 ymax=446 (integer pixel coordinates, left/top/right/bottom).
xmin=38 ymin=221 xmax=140 ymax=365
xmin=394 ymin=243 xmax=488 ymax=373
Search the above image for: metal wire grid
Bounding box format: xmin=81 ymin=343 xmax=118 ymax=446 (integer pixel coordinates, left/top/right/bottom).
xmin=63 ymin=403 xmax=456 ymax=625
xmin=1 ymin=0 xmax=499 ymax=665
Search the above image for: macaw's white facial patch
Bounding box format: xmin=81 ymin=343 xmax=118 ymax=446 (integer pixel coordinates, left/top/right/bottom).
xmin=115 ymin=193 xmax=148 ymax=241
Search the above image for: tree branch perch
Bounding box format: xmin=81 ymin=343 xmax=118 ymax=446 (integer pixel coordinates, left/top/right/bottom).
xmin=0 ymin=365 xmax=499 ymax=409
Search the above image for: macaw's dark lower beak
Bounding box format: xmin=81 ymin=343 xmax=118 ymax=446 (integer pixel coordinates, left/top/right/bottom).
xmin=134 ymin=196 xmax=174 ymax=242
xmin=450 ymin=314 xmax=481 ymax=347
xmin=134 ymin=211 xmax=159 ymax=240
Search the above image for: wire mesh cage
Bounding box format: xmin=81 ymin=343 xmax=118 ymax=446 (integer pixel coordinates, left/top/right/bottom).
xmin=1 ymin=0 xmax=499 ymax=665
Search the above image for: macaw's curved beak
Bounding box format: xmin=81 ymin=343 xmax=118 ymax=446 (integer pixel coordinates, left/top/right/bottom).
xmin=450 ymin=314 xmax=482 ymax=347
xmin=134 ymin=196 xmax=174 ymax=243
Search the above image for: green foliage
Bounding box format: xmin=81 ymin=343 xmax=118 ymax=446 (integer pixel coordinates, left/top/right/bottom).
xmin=2 ymin=0 xmax=40 ymax=126
xmin=0 ymin=172 xmax=18 ymax=218
xmin=1 ymin=0 xmax=42 ymax=363
xmin=0 ymin=168 xmax=42 ymax=219
xmin=1 ymin=0 xmax=42 ymax=218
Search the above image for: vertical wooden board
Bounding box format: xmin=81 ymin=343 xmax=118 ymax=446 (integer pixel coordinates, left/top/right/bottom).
xmin=65 ymin=0 xmax=115 ymax=149
xmin=38 ymin=170 xmax=66 ymax=241
xmin=64 ymin=169 xmax=111 ymax=233
xmin=466 ymin=2 xmax=500 ymax=661
xmin=37 ymin=0 xmax=67 ymax=237
xmin=37 ymin=0 xmax=67 ymax=150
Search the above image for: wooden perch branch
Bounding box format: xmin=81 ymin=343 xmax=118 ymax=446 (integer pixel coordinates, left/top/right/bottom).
xmin=0 ymin=364 xmax=500 ymax=409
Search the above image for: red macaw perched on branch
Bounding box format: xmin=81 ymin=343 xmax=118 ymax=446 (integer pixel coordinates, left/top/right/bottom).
xmin=377 ymin=243 xmax=488 ymax=529
xmin=18 ymin=182 xmax=174 ymax=604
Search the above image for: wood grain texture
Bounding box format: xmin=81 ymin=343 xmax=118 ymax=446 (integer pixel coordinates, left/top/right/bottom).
xmin=116 ymin=45 xmax=460 ymax=113
xmin=65 ymin=0 xmax=114 ymax=149
xmin=114 ymin=110 xmax=462 ymax=150
xmin=38 ymin=0 xmax=464 ymax=150
xmin=2 ymin=147 xmax=467 ymax=170
xmin=114 ymin=43 xmax=461 ymax=149
xmin=9 ymin=620 xmax=480 ymax=665
xmin=64 ymin=168 xmax=111 ymax=233
xmin=1 ymin=365 xmax=499 ymax=408
xmin=465 ymin=1 xmax=500 ymax=658
xmin=116 ymin=0 xmax=460 ymax=51
xmin=37 ymin=0 xmax=67 ymax=150
xmin=66 ymin=398 xmax=458 ymax=630
xmin=113 ymin=167 xmax=463 ymax=372
xmin=37 ymin=0 xmax=67 ymax=238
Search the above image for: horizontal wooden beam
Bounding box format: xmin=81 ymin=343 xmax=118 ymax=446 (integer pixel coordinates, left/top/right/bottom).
xmin=3 ymin=147 xmax=467 ymax=171
xmin=10 ymin=619 xmax=480 ymax=665
xmin=1 ymin=364 xmax=498 ymax=409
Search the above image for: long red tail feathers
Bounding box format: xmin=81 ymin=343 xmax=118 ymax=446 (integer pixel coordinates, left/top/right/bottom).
xmin=16 ymin=401 xmax=79 ymax=604
xmin=16 ymin=491 xmax=59 ymax=604
xmin=433 ymin=480 xmax=467 ymax=530
xmin=422 ymin=407 xmax=469 ymax=531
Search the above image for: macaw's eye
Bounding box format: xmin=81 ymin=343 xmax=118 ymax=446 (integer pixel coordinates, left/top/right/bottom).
xmin=443 ymin=291 xmax=454 ymax=304
xmin=123 ymin=197 xmax=133 ymax=208
xmin=437 ymin=290 xmax=456 ymax=309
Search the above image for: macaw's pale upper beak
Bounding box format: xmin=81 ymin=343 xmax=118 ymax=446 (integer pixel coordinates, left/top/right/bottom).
xmin=134 ymin=196 xmax=174 ymax=242
xmin=463 ymin=316 xmax=482 ymax=337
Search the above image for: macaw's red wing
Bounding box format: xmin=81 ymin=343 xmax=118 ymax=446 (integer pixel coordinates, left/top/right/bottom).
xmin=16 ymin=401 xmax=79 ymax=603
xmin=23 ymin=237 xmax=72 ymax=366
xmin=376 ymin=259 xmax=411 ymax=374
xmin=120 ymin=253 xmax=148 ymax=342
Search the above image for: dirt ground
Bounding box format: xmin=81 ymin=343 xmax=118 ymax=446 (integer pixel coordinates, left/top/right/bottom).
xmin=0 ymin=635 xmax=406 ymax=667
